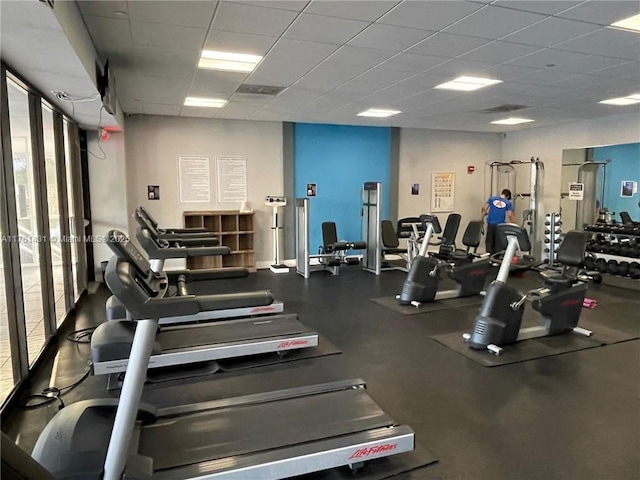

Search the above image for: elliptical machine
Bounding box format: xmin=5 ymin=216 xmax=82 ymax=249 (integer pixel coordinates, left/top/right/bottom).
xmin=398 ymin=215 xmax=492 ymax=307
xmin=463 ymin=224 xmax=592 ymax=356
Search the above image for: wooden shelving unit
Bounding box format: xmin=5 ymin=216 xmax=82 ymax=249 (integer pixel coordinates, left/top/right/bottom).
xmin=184 ymin=210 xmax=256 ymax=272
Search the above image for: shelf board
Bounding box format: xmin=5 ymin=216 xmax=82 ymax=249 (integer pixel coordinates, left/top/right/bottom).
xmin=218 ymin=231 xmax=254 ymax=235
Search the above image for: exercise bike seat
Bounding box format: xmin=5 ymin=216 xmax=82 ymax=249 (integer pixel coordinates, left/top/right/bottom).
xmin=539 ymin=230 xmax=588 ymax=288
xmin=450 ymin=220 xmax=483 ymax=263
xmin=381 ymin=220 xmax=407 ymax=255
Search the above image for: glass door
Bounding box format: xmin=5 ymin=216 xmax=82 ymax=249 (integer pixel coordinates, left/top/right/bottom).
xmin=7 ymin=78 xmax=47 ymax=365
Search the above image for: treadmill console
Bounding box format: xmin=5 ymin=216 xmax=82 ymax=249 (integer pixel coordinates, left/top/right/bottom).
xmin=107 ymin=230 xmax=152 ymax=277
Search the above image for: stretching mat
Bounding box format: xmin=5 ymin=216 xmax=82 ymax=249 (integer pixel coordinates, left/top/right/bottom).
xmin=302 ymin=441 xmax=438 ymax=480
xmin=431 ymin=319 xmax=638 ymax=367
xmin=371 ymin=295 xmax=484 ymax=315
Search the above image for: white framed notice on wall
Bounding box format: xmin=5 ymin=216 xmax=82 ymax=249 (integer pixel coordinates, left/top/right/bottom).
xmin=216 ymin=157 xmax=247 ymax=203
xmin=178 ymin=156 xmax=211 ymax=203
xmin=431 ymin=172 xmax=455 ymax=212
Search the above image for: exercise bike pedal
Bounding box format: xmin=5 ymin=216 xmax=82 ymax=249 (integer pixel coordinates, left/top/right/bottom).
xmin=487 ymin=344 xmax=503 ymax=356
xmin=462 ymin=333 xmax=470 ymax=342
xmin=410 ymin=300 xmax=421 ymax=308
xmin=573 ymin=326 xmax=593 ymax=337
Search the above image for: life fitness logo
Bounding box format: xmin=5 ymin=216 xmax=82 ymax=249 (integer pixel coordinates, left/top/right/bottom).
xmin=251 ymin=306 xmax=276 ymax=313
xmin=561 ymin=299 xmax=581 ymax=307
xmin=492 ymin=199 xmax=507 ymax=209
xmin=470 ymin=269 xmax=486 ymax=276
xmin=277 ymin=339 xmax=309 ymax=349
xmin=349 ymin=443 xmax=398 ymax=459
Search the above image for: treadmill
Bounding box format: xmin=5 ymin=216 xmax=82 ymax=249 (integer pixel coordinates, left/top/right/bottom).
xmin=92 ymin=232 xmax=317 ymax=378
xmin=106 ymin=226 xmax=284 ymax=322
xmin=33 ymin=236 xmax=414 ymax=479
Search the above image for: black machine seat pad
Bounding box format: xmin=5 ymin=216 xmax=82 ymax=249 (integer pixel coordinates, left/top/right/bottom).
xmin=539 ymin=270 xmax=575 ymax=288
xmin=556 ymin=230 xmax=588 ymax=267
xmin=462 ymin=220 xmax=483 ymax=249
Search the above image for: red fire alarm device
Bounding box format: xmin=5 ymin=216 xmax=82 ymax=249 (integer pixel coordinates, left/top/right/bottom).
xmin=467 ymin=166 xmax=475 ymax=174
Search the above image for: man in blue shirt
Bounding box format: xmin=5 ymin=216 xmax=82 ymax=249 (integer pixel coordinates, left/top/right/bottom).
xmin=482 ymin=189 xmax=516 ymax=254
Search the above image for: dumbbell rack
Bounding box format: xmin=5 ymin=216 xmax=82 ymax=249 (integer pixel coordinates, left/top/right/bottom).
xmin=584 ymin=223 xmax=640 ymax=279
xmin=543 ymin=212 xmax=562 ymax=266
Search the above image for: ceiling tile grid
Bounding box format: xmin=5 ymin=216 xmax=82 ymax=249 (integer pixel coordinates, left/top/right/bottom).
xmin=68 ymin=0 xmax=640 ymax=132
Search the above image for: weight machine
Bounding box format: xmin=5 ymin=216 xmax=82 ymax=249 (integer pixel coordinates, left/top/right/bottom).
xmin=295 ymin=198 xmax=365 ymax=278
xmin=486 ymin=157 xmax=545 ymax=258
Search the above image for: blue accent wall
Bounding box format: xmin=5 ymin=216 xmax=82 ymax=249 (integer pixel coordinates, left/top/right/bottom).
xmin=294 ymin=123 xmax=391 ymax=251
xmin=592 ymin=142 xmax=640 ymax=222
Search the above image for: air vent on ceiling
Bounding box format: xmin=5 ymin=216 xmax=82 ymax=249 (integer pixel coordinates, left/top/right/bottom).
xmin=235 ymin=84 xmax=285 ymax=96
xmin=482 ymin=104 xmax=529 ymax=113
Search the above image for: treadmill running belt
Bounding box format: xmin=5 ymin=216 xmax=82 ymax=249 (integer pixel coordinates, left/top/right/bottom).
xmin=157 ymin=316 xmax=313 ymax=351
xmin=140 ymin=388 xmax=395 ymax=472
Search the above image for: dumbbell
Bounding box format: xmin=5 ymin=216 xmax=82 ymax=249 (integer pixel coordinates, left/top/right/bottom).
xmin=629 ymin=262 xmax=640 ymax=279
xmin=595 ymin=258 xmax=609 ymax=273
xmin=583 ymin=256 xmax=596 ymax=271
xmin=607 ymin=259 xmax=619 ymax=275
xmin=618 ymin=261 xmax=630 ymax=276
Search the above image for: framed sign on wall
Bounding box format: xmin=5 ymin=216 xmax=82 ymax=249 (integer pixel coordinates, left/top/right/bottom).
xmin=431 ymin=172 xmax=454 ymax=212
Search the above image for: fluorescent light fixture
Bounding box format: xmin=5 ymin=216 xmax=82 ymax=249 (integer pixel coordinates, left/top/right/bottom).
xmin=184 ymin=97 xmax=227 ymax=108
xmin=357 ymin=108 xmax=401 ymax=118
xmin=198 ymin=50 xmax=263 ymax=72
xmin=435 ymin=76 xmax=503 ymax=91
xmin=610 ymin=13 xmax=640 ymax=32
xmin=491 ymin=117 xmax=535 ymax=125
xmin=599 ymin=93 xmax=640 ymax=106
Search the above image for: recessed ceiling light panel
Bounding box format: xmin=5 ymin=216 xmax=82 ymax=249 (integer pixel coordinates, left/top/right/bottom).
xmin=599 ymin=93 xmax=640 ymax=106
xmin=610 ymin=13 xmax=640 ymax=33
xmin=491 ymin=117 xmax=535 ymax=125
xmin=198 ymin=50 xmax=263 ymax=72
xmin=435 ymin=76 xmax=503 ymax=91
xmin=357 ymin=108 xmax=401 ymax=118
xmin=184 ymin=97 xmax=227 ymax=108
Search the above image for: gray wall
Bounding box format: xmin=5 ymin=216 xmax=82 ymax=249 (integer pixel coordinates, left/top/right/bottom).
xmin=398 ymin=128 xmax=503 ymax=235
xmin=124 ymin=115 xmax=284 ymax=268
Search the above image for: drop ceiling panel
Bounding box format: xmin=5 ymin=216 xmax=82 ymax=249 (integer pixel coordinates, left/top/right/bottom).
xmin=305 ymin=0 xmax=399 ymax=21
xmin=235 ymin=1 xmax=308 ymax=11
xmin=190 ymin=69 xmax=247 ymax=95
xmin=348 ymin=24 xmax=434 ymax=52
xmin=443 ymin=5 xmax=547 ymax=40
xmin=135 ymin=45 xmax=200 ymax=79
xmin=121 ymin=101 xmax=144 ymax=114
xmin=144 ymin=103 xmax=182 ymax=116
xmin=127 ymin=1 xmax=217 ymax=28
xmin=130 ymin=22 xmax=207 ymax=50
xmin=425 ymin=58 xmax=494 ymax=78
xmin=248 ymin=57 xmax=316 ymax=86
xmin=326 ymin=45 xmax=396 ymax=69
xmin=355 ymin=65 xmax=420 ymax=87
xmin=266 ymin=38 xmax=339 ymax=63
xmin=283 ymin=13 xmax=370 ymax=44
xmin=180 ymin=106 xmax=217 ymax=118
xmin=213 ymin=2 xmax=299 ymax=36
xmin=83 ymin=16 xmax=133 ymax=48
xmin=458 ymin=41 xmax=541 ymax=64
xmin=508 ymin=48 xmax=591 ymax=68
xmin=592 ymin=61 xmax=640 ymax=79
xmin=554 ymin=29 xmax=640 ymax=60
xmin=267 ymin=87 xmax=323 ymax=109
xmin=511 ymin=68 xmax=578 ymax=85
xmin=203 ymin=30 xmax=278 ymax=56
xmin=550 ymin=74 xmax=614 ymax=90
xmin=501 ymin=17 xmax=603 ymax=48
xmin=553 ymin=55 xmax=631 ymax=75
xmin=380 ymin=53 xmax=448 ymax=73
xmin=494 ymin=1 xmax=583 ymax=15
xmin=77 ymin=1 xmax=129 ymax=19
xmin=138 ymin=76 xmax=190 ymax=104
xmin=406 ymin=32 xmax=491 ymax=58
xmin=111 ymin=71 xmax=141 ymax=104
xmin=482 ymin=63 xmax=539 ymax=81
xmin=378 ymin=1 xmax=484 ymax=30
xmin=294 ymin=64 xmax=364 ymax=90
xmin=555 ymin=1 xmax=640 ymax=26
